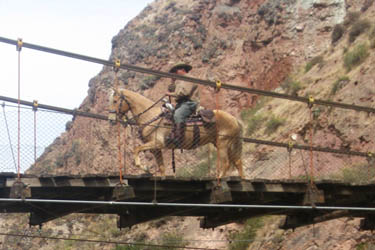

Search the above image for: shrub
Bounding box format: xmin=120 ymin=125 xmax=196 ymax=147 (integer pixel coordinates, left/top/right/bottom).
xmin=281 ymin=77 xmax=302 ymax=96
xmin=361 ymin=0 xmax=373 ymax=12
xmin=160 ymin=232 xmax=187 ymax=250
xmin=343 ymin=11 xmax=360 ymax=27
xmin=305 ymin=55 xmax=324 ymax=72
xmin=331 ymin=24 xmax=345 ymax=44
xmin=343 ymin=43 xmax=369 ymax=71
xmin=245 ymin=114 xmax=266 ymax=136
xmin=341 ymin=163 xmax=375 ymax=183
xmin=265 ymin=116 xmax=285 ymax=135
xmin=229 ymin=217 xmax=264 ymax=250
xmin=240 ymin=97 xmax=269 ymax=135
xmin=140 ymin=75 xmax=161 ymax=90
xmin=348 ymin=19 xmax=371 ymax=43
xmin=330 ymin=76 xmax=350 ymax=95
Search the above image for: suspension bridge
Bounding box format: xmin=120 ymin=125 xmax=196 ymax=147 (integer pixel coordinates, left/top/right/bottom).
xmin=0 ymin=36 xmax=375 ymax=231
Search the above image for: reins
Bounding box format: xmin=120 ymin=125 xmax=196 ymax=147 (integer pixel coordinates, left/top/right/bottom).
xmin=114 ymin=89 xmax=167 ymax=140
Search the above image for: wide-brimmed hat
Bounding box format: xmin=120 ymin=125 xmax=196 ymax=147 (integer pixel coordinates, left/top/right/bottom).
xmin=169 ymin=63 xmax=192 ymax=73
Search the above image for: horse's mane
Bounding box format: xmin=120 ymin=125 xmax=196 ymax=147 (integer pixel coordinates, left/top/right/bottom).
xmin=121 ymin=88 xmax=154 ymax=106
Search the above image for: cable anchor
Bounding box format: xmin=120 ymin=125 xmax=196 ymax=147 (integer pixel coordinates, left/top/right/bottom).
xmin=367 ymin=152 xmax=375 ymax=165
xmin=32 ymin=100 xmax=38 ymax=112
xmin=215 ymin=80 xmax=222 ymax=92
xmin=308 ymin=95 xmax=315 ymax=109
xmin=114 ymin=59 xmax=121 ymax=73
xmin=287 ymin=141 xmax=294 ymax=153
xmin=16 ymin=38 xmax=23 ymax=51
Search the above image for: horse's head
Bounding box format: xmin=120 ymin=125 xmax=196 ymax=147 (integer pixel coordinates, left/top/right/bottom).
xmin=108 ymin=88 xmax=130 ymax=115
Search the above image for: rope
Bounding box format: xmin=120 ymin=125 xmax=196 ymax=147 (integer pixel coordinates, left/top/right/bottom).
xmin=113 ymin=59 xmax=123 ymax=184
xmin=17 ymin=38 xmax=22 ymax=179
xmin=215 ymin=80 xmax=221 ymax=184
xmin=308 ymin=96 xmax=315 ymax=185
xmin=1 ymin=103 xmax=17 ymax=172
xmin=287 ymin=141 xmax=294 ymax=178
xmin=33 ymin=100 xmax=38 ymax=165
xmin=0 ymin=36 xmax=374 ymax=114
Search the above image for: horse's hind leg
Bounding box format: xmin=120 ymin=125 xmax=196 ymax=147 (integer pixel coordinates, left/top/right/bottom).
xmin=150 ymin=149 xmax=165 ymax=176
xmin=228 ymin=142 xmax=244 ymax=179
xmin=216 ymin=140 xmax=230 ymax=178
xmin=133 ymin=141 xmax=162 ymax=173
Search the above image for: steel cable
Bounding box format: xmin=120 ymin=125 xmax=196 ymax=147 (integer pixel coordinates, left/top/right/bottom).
xmin=0 ymin=36 xmax=374 ymax=113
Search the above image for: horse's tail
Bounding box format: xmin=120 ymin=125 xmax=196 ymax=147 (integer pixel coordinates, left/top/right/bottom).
xmin=232 ymin=119 xmax=243 ymax=154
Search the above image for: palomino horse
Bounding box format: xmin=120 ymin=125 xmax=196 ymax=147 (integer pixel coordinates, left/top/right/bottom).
xmin=109 ymin=88 xmax=243 ymax=178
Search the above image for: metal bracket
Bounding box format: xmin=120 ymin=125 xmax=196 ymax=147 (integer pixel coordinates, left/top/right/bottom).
xmin=209 ymin=181 xmax=232 ymax=203
xmin=10 ymin=180 xmax=31 ymax=199
xmin=303 ymin=184 xmax=324 ymax=206
xmin=112 ymin=182 xmax=135 ymax=201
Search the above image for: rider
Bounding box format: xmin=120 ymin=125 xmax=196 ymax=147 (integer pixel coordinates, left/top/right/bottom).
xmin=166 ymin=62 xmax=199 ymax=146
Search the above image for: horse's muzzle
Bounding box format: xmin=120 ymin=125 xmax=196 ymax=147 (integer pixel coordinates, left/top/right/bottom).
xmin=108 ymin=110 xmax=117 ymax=125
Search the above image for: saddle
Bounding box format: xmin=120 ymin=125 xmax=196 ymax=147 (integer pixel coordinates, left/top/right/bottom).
xmin=162 ymin=102 xmax=216 ymax=149
xmin=162 ymin=103 xmax=216 ymax=127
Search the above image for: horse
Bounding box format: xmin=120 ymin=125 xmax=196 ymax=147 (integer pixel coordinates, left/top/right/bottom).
xmin=109 ymin=88 xmax=244 ymax=178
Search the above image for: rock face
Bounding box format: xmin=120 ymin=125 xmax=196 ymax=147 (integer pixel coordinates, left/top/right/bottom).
xmin=14 ymin=0 xmax=375 ymax=249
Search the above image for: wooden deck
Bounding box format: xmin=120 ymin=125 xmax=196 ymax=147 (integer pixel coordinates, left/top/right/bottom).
xmin=1 ymin=173 xmax=375 ymax=230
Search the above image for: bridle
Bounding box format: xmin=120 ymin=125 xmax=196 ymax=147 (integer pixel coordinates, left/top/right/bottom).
xmin=110 ymin=88 xmax=168 ymax=141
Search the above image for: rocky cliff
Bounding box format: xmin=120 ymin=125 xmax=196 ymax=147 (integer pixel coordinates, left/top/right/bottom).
xmin=5 ymin=0 xmax=375 ymax=249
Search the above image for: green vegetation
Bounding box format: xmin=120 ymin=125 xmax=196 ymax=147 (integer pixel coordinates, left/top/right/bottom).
xmin=331 ymin=24 xmax=345 ymax=44
xmin=160 ymin=232 xmax=187 ymax=250
xmin=340 ymin=163 xmax=375 ymax=183
xmin=343 ymin=11 xmax=360 ymax=27
xmin=305 ymin=55 xmax=324 ymax=73
xmin=348 ymin=19 xmax=371 ymax=43
xmin=356 ymin=242 xmax=375 ymax=250
xmin=281 ymin=77 xmax=302 ymax=96
xmin=140 ymin=75 xmax=161 ymax=90
xmin=177 ymin=151 xmax=216 ymax=178
xmin=228 ymin=217 xmax=264 ymax=250
xmin=240 ymin=97 xmax=269 ymax=135
xmin=343 ymin=43 xmax=369 ymax=71
xmin=114 ymin=244 xmax=145 ymax=250
xmin=330 ymin=76 xmax=350 ymax=95
xmin=244 ymin=114 xmax=266 ymax=136
xmin=265 ymin=115 xmax=285 ymax=135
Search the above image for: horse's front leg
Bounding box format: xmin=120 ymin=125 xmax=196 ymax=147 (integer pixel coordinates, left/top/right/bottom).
xmin=133 ymin=141 xmax=162 ymax=173
xmin=150 ymin=149 xmax=165 ymax=176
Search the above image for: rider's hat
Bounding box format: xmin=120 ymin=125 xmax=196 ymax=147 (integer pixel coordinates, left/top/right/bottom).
xmin=169 ymin=62 xmax=192 ymax=73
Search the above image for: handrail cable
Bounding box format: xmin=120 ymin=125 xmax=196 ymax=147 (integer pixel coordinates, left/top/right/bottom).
xmin=0 ymin=36 xmax=374 ymax=113
xmin=0 ymin=95 xmax=371 ymax=158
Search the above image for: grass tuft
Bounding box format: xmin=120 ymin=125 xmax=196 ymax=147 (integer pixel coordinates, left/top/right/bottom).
xmin=343 ymin=43 xmax=369 ymax=71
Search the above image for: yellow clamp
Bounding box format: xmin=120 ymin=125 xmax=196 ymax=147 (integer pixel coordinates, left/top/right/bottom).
xmin=32 ymin=100 xmax=38 ymax=111
xmin=308 ymin=95 xmax=315 ymax=108
xmin=368 ymin=152 xmax=373 ymax=158
xmin=287 ymin=141 xmax=294 ymax=152
xmin=16 ymin=38 xmax=23 ymax=51
xmin=114 ymin=59 xmax=121 ymax=72
xmin=215 ymin=80 xmax=222 ymax=92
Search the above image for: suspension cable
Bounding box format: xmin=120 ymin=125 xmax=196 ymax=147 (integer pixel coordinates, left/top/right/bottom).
xmin=0 ymin=36 xmax=374 ymax=114
xmin=1 ymin=103 xmax=17 ymax=172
